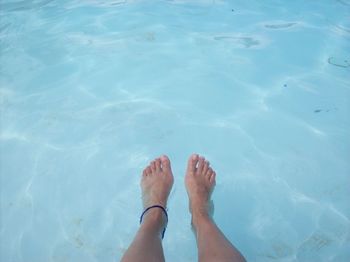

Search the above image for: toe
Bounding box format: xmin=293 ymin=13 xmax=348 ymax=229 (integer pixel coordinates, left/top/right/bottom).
xmin=155 ymin=158 xmax=162 ymax=172
xmin=160 ymin=155 xmax=171 ymax=172
xmin=187 ymin=154 xmax=199 ymax=174
xmin=150 ymin=161 xmax=156 ymax=172
xmin=203 ymin=160 xmax=209 ymax=174
xmin=142 ymin=168 xmax=147 ymax=177
xmin=206 ymin=167 xmax=213 ymax=178
xmin=209 ymin=172 xmax=216 ymax=184
xmin=197 ymin=157 xmax=205 ymax=173
xmin=146 ymin=166 xmax=152 ymax=175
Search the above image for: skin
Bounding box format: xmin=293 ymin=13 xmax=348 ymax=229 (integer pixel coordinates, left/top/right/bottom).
xmin=120 ymin=154 xmax=246 ymax=262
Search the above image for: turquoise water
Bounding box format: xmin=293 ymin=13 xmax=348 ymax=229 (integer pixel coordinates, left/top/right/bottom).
xmin=0 ymin=0 xmax=349 ymax=261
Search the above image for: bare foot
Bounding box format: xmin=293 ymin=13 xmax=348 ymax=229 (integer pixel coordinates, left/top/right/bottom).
xmin=141 ymin=155 xmax=174 ymax=228
xmin=185 ymin=154 xmax=216 ymax=226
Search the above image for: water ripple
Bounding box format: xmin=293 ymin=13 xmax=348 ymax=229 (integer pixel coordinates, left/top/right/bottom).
xmin=0 ymin=0 xmax=55 ymax=12
xmin=336 ymin=0 xmax=350 ymax=6
xmin=214 ymin=36 xmax=261 ymax=48
xmin=265 ymin=22 xmax=297 ymax=29
xmin=328 ymin=57 xmax=350 ymax=68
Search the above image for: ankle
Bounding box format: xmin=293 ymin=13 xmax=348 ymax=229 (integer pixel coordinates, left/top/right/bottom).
xmin=143 ymin=207 xmax=166 ymax=222
xmin=140 ymin=206 xmax=168 ymax=233
xmin=191 ymin=210 xmax=212 ymax=228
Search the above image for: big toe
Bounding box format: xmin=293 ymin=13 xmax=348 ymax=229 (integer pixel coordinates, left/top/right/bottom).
xmin=187 ymin=154 xmax=199 ymax=174
xmin=160 ymin=155 xmax=172 ymax=173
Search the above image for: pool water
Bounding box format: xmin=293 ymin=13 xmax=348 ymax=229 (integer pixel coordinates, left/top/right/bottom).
xmin=0 ymin=0 xmax=349 ymax=261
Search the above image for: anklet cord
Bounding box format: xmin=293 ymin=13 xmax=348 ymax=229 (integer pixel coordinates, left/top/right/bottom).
xmin=140 ymin=205 xmax=168 ymax=239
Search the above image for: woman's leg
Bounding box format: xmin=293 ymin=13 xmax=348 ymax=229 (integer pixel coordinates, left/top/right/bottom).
xmin=185 ymin=154 xmax=246 ymax=262
xmin=121 ymin=155 xmax=174 ymax=262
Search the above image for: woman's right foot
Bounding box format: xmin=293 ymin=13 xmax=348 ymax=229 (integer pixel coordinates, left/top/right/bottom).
xmin=185 ymin=154 xmax=216 ymax=227
xmin=140 ymin=155 xmax=174 ymax=231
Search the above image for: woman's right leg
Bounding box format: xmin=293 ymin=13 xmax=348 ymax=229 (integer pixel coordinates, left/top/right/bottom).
xmin=185 ymin=154 xmax=246 ymax=262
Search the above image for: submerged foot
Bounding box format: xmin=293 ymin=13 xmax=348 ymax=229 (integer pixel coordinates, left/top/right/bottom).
xmin=141 ymin=155 xmax=174 ymax=228
xmin=185 ymin=154 xmax=216 ymax=226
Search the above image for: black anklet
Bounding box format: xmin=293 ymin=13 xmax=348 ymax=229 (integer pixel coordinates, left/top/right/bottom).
xmin=139 ymin=205 xmax=168 ymax=239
